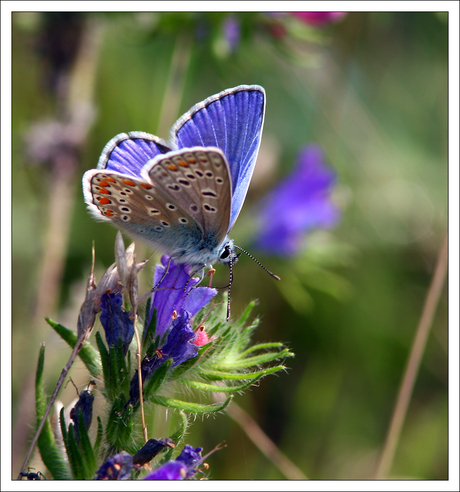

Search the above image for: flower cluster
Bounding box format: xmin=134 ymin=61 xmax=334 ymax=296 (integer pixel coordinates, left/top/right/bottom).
xmin=36 ymin=236 xmax=291 ymax=480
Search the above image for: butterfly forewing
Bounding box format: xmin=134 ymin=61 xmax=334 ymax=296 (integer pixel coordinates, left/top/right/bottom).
xmin=98 ymin=132 xmax=171 ymax=176
xmin=84 ymin=169 xmax=204 ymax=257
xmin=145 ymin=147 xmax=231 ymax=246
xmin=172 ymin=85 xmax=265 ymax=230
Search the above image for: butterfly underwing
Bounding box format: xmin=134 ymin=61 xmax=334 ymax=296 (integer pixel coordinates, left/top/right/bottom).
xmin=82 ymin=85 xmax=266 ymax=275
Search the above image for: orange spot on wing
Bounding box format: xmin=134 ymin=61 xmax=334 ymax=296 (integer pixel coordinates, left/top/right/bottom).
xmin=98 ymin=197 xmax=111 ymax=205
xmin=99 ymin=180 xmax=110 ymax=187
xmin=104 ymin=210 xmax=114 ymax=217
xmin=104 ymin=177 xmax=116 ymax=183
xmin=140 ymin=183 xmax=153 ymax=189
xmin=178 ymin=160 xmax=189 ymax=167
xmin=122 ymin=179 xmax=136 ymax=186
xmin=98 ymin=188 xmax=110 ymax=194
xmin=166 ymin=164 xmax=178 ymax=171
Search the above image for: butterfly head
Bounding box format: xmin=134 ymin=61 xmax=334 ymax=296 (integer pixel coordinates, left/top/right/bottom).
xmin=217 ymin=239 xmax=240 ymax=267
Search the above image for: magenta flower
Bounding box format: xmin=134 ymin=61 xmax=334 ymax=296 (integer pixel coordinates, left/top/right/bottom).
xmin=292 ymin=12 xmax=346 ymax=27
xmin=253 ymin=144 xmax=340 ymax=256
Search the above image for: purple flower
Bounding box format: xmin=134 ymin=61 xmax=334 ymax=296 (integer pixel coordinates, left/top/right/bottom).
xmin=148 ymin=255 xmax=217 ymax=338
xmin=223 ymin=15 xmax=240 ymax=52
xmin=144 ymin=445 xmax=203 ymax=480
xmin=291 ymin=12 xmax=346 ymax=27
xmin=254 ymin=145 xmax=340 ymax=256
xmin=94 ymin=451 xmax=133 ymax=480
xmin=128 ymin=310 xmax=199 ymax=406
xmin=100 ymin=292 xmax=134 ymax=355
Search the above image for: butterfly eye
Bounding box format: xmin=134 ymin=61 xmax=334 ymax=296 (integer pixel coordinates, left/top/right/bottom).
xmin=220 ymin=247 xmax=230 ymax=260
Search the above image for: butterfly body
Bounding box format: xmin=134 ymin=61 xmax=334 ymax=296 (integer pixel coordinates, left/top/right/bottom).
xmin=83 ymin=85 xmax=265 ymax=275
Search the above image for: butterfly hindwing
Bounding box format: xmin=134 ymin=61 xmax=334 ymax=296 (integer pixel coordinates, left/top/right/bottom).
xmin=172 ymin=85 xmax=265 ymax=230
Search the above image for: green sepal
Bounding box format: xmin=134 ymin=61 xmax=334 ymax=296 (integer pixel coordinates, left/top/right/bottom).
xmin=143 ymin=302 xmax=158 ymax=354
xmin=142 ymin=357 xmax=173 ymax=401
xmin=76 ymin=409 xmax=97 ymax=477
xmin=105 ymin=394 xmax=134 ymax=453
xmin=200 ymin=366 xmax=286 ymax=381
xmin=181 ymin=365 xmax=286 ymax=392
xmin=160 ymin=411 xmax=189 ymax=465
xmin=60 ymin=408 xmax=84 ymax=480
xmin=214 ymin=347 xmax=293 ymax=371
xmin=95 ymin=331 xmax=112 ymax=397
xmin=240 ymin=342 xmax=285 ymax=357
xmin=94 ymin=416 xmax=104 ymax=457
xmin=35 ymin=344 xmax=72 ymax=480
xmin=45 ymin=318 xmax=101 ymax=378
xmin=114 ymin=337 xmax=130 ymax=392
xmin=150 ymin=394 xmax=233 ymax=415
xmin=180 ymin=376 xmax=261 ymax=393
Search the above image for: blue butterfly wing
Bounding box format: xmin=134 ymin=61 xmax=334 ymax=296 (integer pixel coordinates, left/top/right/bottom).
xmin=98 ymin=131 xmax=172 ymax=176
xmin=172 ymin=85 xmax=265 ymax=230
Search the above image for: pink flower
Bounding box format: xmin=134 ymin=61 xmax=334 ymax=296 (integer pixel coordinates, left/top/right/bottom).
xmin=292 ymin=12 xmax=346 ymax=27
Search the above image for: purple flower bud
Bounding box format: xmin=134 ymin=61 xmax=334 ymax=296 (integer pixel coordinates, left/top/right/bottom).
xmin=100 ymin=292 xmax=134 ymax=355
xmin=70 ymin=388 xmax=94 ymax=443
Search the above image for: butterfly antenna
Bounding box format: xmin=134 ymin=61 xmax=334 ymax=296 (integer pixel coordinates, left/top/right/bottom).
xmin=234 ymin=245 xmax=280 ymax=280
xmin=227 ymin=254 xmax=234 ymax=321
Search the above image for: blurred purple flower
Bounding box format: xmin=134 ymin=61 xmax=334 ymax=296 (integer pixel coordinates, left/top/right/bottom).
xmin=94 ymin=451 xmax=133 ymax=480
xmin=223 ymin=15 xmax=240 ymax=52
xmin=128 ymin=310 xmax=199 ymax=406
xmin=254 ymin=145 xmax=340 ymax=256
xmin=292 ymin=12 xmax=346 ymax=27
xmin=100 ymin=292 xmax=134 ymax=355
xmin=148 ymin=255 xmax=217 ymax=338
xmin=144 ymin=445 xmax=203 ymax=480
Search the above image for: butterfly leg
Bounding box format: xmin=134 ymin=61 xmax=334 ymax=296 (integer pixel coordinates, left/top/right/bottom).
xmin=138 ymin=256 xmax=174 ymax=304
xmin=183 ymin=266 xmax=206 ymax=296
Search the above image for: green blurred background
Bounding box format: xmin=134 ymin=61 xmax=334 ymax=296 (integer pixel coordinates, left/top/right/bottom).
xmin=12 ymin=12 xmax=448 ymax=480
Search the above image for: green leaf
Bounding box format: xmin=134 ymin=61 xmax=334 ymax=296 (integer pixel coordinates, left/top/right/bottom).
xmin=35 ymin=344 xmax=72 ymax=480
xmin=150 ymin=394 xmax=233 ymax=415
xmin=46 ymin=318 xmax=102 ymax=378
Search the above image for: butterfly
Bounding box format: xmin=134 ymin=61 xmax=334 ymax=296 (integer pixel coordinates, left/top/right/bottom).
xmin=82 ymin=85 xmax=279 ymax=316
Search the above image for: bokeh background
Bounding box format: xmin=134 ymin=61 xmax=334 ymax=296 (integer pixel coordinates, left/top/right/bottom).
xmin=11 ymin=11 xmax=448 ymax=480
